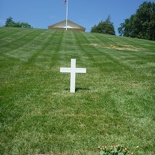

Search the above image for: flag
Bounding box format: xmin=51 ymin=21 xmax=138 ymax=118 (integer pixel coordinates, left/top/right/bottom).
xmin=64 ymin=0 xmax=67 ymax=4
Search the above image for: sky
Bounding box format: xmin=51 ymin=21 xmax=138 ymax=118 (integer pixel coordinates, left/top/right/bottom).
xmin=0 ymin=0 xmax=155 ymax=35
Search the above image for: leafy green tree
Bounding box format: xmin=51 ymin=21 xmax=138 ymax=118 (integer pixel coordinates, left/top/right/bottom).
xmin=5 ymin=17 xmax=15 ymax=27
xmin=4 ymin=17 xmax=32 ymax=28
xmin=20 ymin=22 xmax=31 ymax=28
xmin=12 ymin=22 xmax=21 ymax=27
xmin=91 ymin=16 xmax=115 ymax=35
xmin=118 ymin=2 xmax=155 ymax=40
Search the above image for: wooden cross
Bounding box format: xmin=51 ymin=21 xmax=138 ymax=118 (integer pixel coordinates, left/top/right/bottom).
xmin=60 ymin=59 xmax=86 ymax=93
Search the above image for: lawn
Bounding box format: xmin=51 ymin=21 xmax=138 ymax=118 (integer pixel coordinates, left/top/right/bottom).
xmin=0 ymin=27 xmax=155 ymax=155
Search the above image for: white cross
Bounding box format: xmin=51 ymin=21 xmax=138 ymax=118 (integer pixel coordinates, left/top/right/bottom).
xmin=60 ymin=59 xmax=86 ymax=93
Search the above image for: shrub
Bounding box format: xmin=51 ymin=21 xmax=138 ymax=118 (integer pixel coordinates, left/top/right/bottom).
xmin=97 ymin=144 xmax=139 ymax=155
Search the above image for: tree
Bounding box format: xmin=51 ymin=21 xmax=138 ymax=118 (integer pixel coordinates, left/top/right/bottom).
xmin=4 ymin=17 xmax=32 ymax=28
xmin=20 ymin=22 xmax=31 ymax=28
xmin=5 ymin=17 xmax=14 ymax=27
xmin=118 ymin=2 xmax=155 ymax=40
xmin=91 ymin=16 xmax=115 ymax=35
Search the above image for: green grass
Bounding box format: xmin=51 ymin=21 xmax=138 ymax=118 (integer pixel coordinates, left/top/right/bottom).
xmin=0 ymin=27 xmax=155 ymax=155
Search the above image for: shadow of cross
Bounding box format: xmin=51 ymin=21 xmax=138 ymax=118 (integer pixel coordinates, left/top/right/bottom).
xmin=60 ymin=59 xmax=86 ymax=93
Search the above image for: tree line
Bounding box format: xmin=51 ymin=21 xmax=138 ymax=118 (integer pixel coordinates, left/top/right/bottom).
xmin=4 ymin=17 xmax=32 ymax=28
xmin=118 ymin=1 xmax=155 ymax=40
xmin=91 ymin=1 xmax=155 ymax=41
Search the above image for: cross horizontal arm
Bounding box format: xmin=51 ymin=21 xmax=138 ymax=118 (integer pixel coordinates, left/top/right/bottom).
xmin=60 ymin=68 xmax=71 ymax=73
xmin=75 ymin=68 xmax=86 ymax=73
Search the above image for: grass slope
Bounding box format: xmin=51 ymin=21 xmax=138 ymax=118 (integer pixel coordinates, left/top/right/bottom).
xmin=0 ymin=27 xmax=155 ymax=155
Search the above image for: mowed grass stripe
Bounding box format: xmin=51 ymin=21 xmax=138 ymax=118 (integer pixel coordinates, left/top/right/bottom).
xmin=57 ymin=31 xmax=89 ymax=67
xmin=75 ymin=32 xmax=133 ymax=74
xmin=84 ymin=32 xmax=155 ymax=77
xmin=1 ymin=30 xmax=65 ymax=106
xmin=68 ymin=31 xmax=154 ymax=150
xmin=73 ymin=31 xmax=155 ymax=152
xmin=0 ymin=28 xmax=155 ymax=155
xmin=0 ymin=28 xmax=43 ymax=53
xmin=88 ymin=32 xmax=154 ymax=118
xmin=4 ymin=30 xmax=56 ymax=62
xmin=0 ymin=31 xmax=65 ymax=154
xmin=25 ymin=30 xmax=61 ymax=66
xmin=61 ymin=31 xmax=154 ymax=116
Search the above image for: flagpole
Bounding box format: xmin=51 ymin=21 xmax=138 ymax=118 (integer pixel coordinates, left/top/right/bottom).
xmin=66 ymin=0 xmax=68 ymax=31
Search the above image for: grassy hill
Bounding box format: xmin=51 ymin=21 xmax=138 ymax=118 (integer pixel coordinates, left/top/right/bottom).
xmin=0 ymin=27 xmax=155 ymax=155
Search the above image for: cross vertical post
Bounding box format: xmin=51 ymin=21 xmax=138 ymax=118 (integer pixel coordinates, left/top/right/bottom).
xmin=70 ymin=59 xmax=76 ymax=93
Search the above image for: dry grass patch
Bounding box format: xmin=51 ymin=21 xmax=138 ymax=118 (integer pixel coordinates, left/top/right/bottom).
xmin=82 ymin=43 xmax=143 ymax=51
